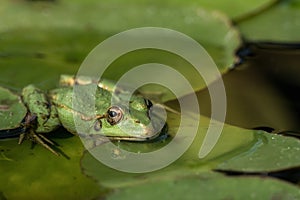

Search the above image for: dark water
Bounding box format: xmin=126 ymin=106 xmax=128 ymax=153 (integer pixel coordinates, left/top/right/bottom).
xmin=219 ymin=42 xmax=300 ymax=184
xmin=192 ymin=42 xmax=300 ymax=132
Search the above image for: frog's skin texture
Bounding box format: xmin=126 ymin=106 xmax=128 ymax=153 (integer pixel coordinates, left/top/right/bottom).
xmin=22 ymin=85 xmax=60 ymax=133
xmin=0 ymin=75 xmax=162 ymax=155
xmin=50 ymin=84 xmax=155 ymax=140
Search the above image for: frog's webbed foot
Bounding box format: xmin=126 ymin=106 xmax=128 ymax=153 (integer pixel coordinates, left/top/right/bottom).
xmin=18 ymin=131 xmax=59 ymax=156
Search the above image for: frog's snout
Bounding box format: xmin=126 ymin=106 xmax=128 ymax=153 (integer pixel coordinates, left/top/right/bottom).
xmin=140 ymin=123 xmax=162 ymax=140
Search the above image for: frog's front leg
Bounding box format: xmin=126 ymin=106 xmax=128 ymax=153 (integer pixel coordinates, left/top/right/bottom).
xmin=20 ymin=85 xmax=61 ymax=155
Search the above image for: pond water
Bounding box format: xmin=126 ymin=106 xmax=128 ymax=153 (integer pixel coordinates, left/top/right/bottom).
xmin=189 ymin=42 xmax=300 ymax=132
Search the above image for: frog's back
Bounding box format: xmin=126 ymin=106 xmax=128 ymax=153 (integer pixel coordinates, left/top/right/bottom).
xmin=49 ymin=85 xmax=112 ymax=134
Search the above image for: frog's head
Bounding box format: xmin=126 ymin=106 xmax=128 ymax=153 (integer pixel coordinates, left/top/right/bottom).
xmin=95 ymin=95 xmax=164 ymax=141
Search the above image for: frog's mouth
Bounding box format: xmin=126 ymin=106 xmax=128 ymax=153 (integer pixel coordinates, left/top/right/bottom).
xmin=106 ymin=119 xmax=168 ymax=142
xmin=107 ymin=123 xmax=166 ymax=142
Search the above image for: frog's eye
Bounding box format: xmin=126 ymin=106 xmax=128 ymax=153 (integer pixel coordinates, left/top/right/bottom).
xmin=107 ymin=106 xmax=123 ymax=125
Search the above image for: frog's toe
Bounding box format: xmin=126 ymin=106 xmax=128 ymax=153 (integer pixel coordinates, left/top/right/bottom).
xmin=18 ymin=131 xmax=60 ymax=156
xmin=33 ymin=133 xmax=60 ymax=156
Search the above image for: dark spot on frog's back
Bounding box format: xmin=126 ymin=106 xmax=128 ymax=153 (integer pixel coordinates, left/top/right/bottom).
xmin=40 ymin=114 xmax=48 ymax=120
xmin=94 ymin=120 xmax=102 ymax=131
xmin=43 ymin=102 xmax=50 ymax=108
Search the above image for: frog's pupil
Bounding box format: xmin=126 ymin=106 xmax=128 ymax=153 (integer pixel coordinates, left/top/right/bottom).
xmin=109 ymin=110 xmax=117 ymax=117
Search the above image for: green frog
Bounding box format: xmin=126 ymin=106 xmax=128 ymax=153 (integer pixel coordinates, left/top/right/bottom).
xmin=0 ymin=75 xmax=165 ymax=155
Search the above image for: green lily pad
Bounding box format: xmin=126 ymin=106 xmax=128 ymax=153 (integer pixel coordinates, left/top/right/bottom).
xmin=106 ymin=172 xmax=300 ymax=200
xmin=107 ymin=171 xmax=300 ymax=200
xmin=217 ymin=131 xmax=300 ymax=172
xmin=0 ymin=132 xmax=102 ymax=199
xmin=0 ymin=0 xmax=241 ymax=102
xmin=237 ymin=0 xmax=300 ymax=42
xmin=80 ymin=112 xmax=300 ymax=188
xmin=0 ymin=87 xmax=27 ymax=130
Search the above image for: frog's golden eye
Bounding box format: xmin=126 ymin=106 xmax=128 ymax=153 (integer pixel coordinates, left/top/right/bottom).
xmin=107 ymin=106 xmax=123 ymax=125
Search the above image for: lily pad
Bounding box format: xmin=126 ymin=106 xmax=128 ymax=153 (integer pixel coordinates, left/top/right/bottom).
xmin=217 ymin=131 xmax=300 ymax=172
xmin=0 ymin=132 xmax=102 ymax=199
xmin=106 ymin=172 xmax=300 ymax=200
xmin=0 ymin=0 xmax=241 ymax=101
xmin=0 ymin=87 xmax=27 ymax=130
xmin=80 ymin=112 xmax=300 ymax=188
xmin=236 ymin=0 xmax=300 ymax=42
